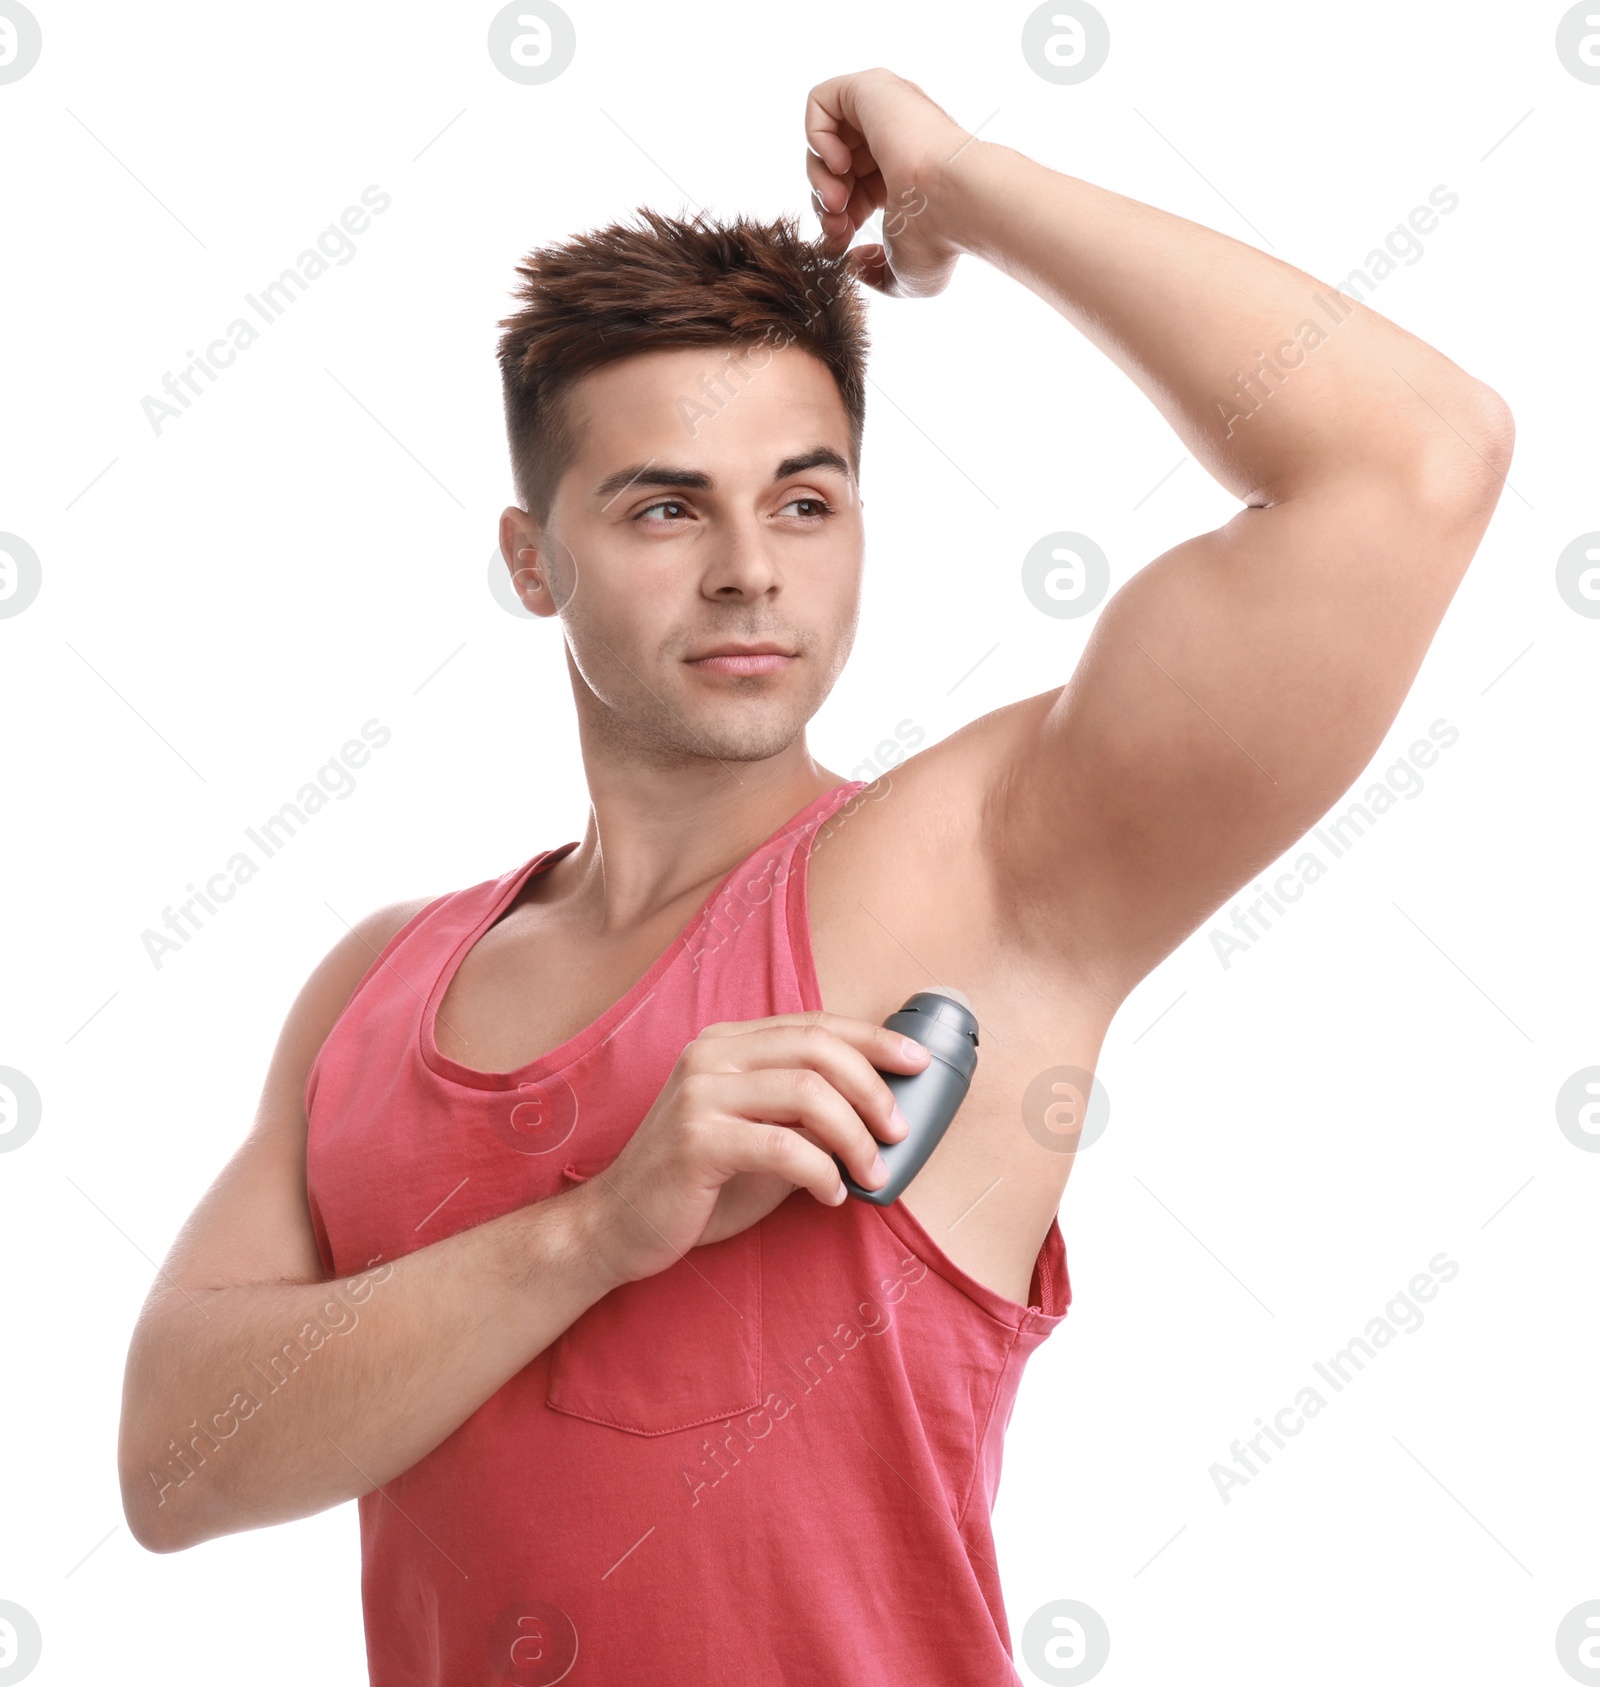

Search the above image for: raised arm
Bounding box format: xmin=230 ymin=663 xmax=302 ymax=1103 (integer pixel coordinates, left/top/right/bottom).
xmin=806 ymin=70 xmax=1513 ymax=1000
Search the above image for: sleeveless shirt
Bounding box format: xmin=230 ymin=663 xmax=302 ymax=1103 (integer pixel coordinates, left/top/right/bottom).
xmin=304 ymin=779 xmax=1070 ymax=1685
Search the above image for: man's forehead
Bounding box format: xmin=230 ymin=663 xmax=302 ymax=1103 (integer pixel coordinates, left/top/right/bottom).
xmin=577 ymin=339 xmax=837 ymax=390
xmin=569 ymin=343 xmax=846 ymax=435
xmin=564 ymin=346 xmax=853 ymax=497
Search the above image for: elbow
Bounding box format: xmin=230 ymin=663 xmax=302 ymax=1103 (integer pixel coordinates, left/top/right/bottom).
xmin=1464 ymin=382 xmax=1515 ymax=485
xmin=1415 ymin=381 xmax=1516 ymax=512
xmin=120 ymin=1455 xmax=197 ymax=1555
xmin=119 ymin=1410 xmax=210 ymax=1555
xmin=119 ymin=1325 xmax=211 ymax=1554
xmin=122 ymin=1489 xmax=186 ymax=1556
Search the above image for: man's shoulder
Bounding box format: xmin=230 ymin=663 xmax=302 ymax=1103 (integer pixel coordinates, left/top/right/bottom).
xmin=353 ymin=893 xmax=440 ymax=955
xmin=328 ymin=841 xmax=570 ymax=973
xmin=300 ymin=893 xmax=441 ymax=1028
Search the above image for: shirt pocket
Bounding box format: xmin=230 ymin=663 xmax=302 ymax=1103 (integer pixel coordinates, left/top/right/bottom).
xmin=543 ymin=1161 xmax=764 ymax=1437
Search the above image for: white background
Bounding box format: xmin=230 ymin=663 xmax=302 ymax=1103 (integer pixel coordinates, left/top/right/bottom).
xmin=2 ymin=1 xmax=1596 ymax=1682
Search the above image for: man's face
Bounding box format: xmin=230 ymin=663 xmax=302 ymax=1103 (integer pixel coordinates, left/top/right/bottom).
xmin=502 ymin=343 xmax=863 ymax=766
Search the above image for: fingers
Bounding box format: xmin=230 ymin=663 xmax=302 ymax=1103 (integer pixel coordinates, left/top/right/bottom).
xmin=841 ymin=167 xmax=887 ymax=232
xmin=847 ymin=243 xmax=891 ymax=293
xmin=805 ymin=147 xmax=884 ymax=219
xmin=805 ymin=76 xmax=891 ymax=255
xmin=812 ymin=196 xmax=854 ymax=256
xmin=684 ymin=1016 xmax=933 ymax=1201
xmin=701 ymin=1112 xmax=849 ymax=1209
xmin=804 ymin=145 xmax=850 ymax=216
xmin=804 ymin=77 xmax=862 ymax=178
xmin=696 ymin=1069 xmax=883 ymax=1204
xmin=758 ymin=1066 xmax=886 ymax=1192
xmin=694 ymin=1014 xmax=929 ymax=1138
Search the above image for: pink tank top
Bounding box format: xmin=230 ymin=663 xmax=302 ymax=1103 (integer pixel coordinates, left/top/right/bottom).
xmin=304 ymin=779 xmax=1070 ymax=1685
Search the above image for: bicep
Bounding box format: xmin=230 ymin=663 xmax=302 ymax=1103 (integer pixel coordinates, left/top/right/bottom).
xmin=152 ymin=898 xmax=432 ymax=1297
xmin=990 ymin=469 xmax=1504 ymax=997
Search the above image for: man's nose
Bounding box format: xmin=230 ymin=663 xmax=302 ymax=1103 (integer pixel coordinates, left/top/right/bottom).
xmin=700 ymin=519 xmax=780 ymax=597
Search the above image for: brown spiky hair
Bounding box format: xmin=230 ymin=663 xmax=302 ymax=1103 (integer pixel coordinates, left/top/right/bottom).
xmin=496 ymin=205 xmax=870 ymax=523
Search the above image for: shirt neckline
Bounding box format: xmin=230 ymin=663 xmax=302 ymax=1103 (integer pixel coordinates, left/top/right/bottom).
xmin=418 ymin=781 xmax=865 ymax=1091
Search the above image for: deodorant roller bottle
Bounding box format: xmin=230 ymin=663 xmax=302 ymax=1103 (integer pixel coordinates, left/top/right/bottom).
xmin=839 ymin=987 xmax=979 ymax=1207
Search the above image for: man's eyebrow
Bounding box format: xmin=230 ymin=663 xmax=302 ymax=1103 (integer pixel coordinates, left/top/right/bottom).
xmin=592 ymin=446 xmax=851 ymax=503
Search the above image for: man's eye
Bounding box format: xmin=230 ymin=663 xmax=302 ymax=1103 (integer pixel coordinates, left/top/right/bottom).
xmin=633 ymin=497 xmax=834 ymax=522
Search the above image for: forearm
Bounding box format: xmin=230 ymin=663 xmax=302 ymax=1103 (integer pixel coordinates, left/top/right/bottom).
xmin=936 ymin=140 xmax=1504 ymax=502
xmin=119 ymin=1184 xmax=617 ymax=1553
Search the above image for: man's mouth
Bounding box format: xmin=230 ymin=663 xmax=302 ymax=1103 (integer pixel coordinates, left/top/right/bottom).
xmin=684 ymin=642 xmax=796 ymax=677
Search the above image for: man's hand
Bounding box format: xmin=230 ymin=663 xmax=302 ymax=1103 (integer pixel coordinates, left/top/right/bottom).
xmin=574 ymin=1012 xmax=930 ymax=1286
xmin=804 ymin=68 xmax=971 ymax=298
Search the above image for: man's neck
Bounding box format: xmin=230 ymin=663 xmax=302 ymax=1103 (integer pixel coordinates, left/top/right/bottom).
xmin=551 ymin=737 xmax=843 ymax=936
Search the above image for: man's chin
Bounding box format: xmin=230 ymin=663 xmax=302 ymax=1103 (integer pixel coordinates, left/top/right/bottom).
xmin=678 ymin=723 xmax=803 ymax=765
xmin=663 ymin=700 xmax=809 ymax=766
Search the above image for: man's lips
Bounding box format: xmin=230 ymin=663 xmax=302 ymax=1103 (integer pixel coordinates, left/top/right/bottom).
xmin=685 ymin=646 xmax=796 ymax=676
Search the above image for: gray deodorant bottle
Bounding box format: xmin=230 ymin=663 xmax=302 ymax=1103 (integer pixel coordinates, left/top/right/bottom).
xmin=838 ymin=987 xmax=979 ymax=1206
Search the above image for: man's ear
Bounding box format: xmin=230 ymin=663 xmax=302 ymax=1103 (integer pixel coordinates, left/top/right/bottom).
xmin=498 ymin=506 xmax=561 ymax=619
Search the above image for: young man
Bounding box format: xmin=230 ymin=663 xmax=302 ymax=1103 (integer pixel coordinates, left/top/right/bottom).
xmin=119 ymin=67 xmax=1511 ymax=1685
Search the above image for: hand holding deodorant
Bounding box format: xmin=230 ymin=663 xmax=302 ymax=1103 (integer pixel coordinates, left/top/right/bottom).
xmin=838 ymin=987 xmax=979 ymax=1206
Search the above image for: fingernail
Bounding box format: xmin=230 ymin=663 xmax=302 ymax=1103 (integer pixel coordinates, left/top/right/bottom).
xmin=869 ymin=1152 xmax=888 ymax=1185
xmin=888 ymin=1105 xmax=909 ymax=1140
xmin=899 ymin=1036 xmax=927 ymax=1063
